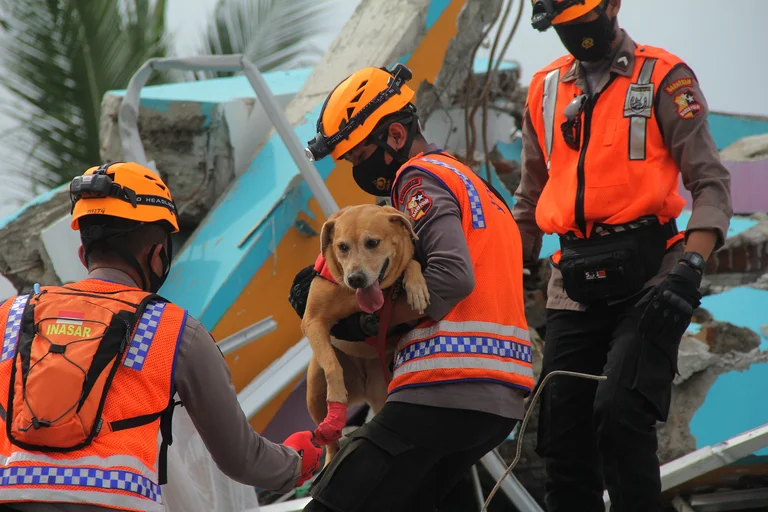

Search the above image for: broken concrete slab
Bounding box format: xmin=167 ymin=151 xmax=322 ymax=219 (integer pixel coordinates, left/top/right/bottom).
xmin=659 ymin=327 xmax=766 ymax=465
xmin=0 ymin=186 xmax=70 ymax=293
xmin=283 ymin=0 xmax=431 ymax=126
xmin=100 ymin=93 xmax=236 ymax=230
xmin=720 ymin=133 xmax=768 ymax=162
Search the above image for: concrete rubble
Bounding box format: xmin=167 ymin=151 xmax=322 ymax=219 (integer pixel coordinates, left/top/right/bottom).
xmin=720 ymin=132 xmax=768 ymax=162
xmin=99 ymin=93 xmax=236 ymax=230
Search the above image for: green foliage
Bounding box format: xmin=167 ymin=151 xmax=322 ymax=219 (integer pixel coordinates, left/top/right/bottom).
xmin=197 ymin=0 xmax=333 ymax=79
xmin=0 ymin=0 xmax=170 ymax=191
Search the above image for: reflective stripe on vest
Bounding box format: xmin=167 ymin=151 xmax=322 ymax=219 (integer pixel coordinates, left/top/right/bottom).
xmin=628 ymin=58 xmax=657 ymax=161
xmin=1 ymin=488 xmax=162 ymax=512
xmin=542 ymin=68 xmax=561 ymax=167
xmin=0 ymin=452 xmax=158 ymax=483
xmin=0 ymin=465 xmax=162 ymax=511
xmin=397 ymin=320 xmax=531 ymax=348
xmin=0 ymin=295 xmax=29 ymax=363
xmin=124 ymin=301 xmax=167 ymax=371
xmin=419 ymin=157 xmax=486 ymax=228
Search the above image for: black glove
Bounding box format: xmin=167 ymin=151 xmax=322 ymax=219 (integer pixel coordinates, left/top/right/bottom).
xmin=330 ymin=313 xmax=370 ymax=342
xmin=638 ymin=262 xmax=702 ymax=343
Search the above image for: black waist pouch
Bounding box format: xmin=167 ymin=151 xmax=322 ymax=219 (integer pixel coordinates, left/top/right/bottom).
xmin=556 ymin=217 xmax=677 ymax=305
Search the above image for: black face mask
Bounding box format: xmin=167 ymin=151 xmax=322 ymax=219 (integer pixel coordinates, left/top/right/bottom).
xmin=146 ymin=239 xmax=172 ymax=294
xmin=554 ymin=9 xmax=616 ymax=62
xmin=352 ymin=144 xmax=406 ymax=197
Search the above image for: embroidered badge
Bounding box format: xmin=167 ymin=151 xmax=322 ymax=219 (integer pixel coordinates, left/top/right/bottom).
xmin=624 ymin=83 xmax=654 ymax=118
xmin=664 ymin=77 xmax=693 ymax=95
xmin=397 ymin=176 xmax=422 ymax=204
xmin=406 ymin=189 xmax=432 ymax=221
xmin=674 ymin=88 xmax=702 ymax=119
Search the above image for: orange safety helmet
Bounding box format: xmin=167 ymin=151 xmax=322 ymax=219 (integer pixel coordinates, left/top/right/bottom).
xmin=305 ymin=64 xmax=416 ymax=162
xmin=70 ymin=162 xmax=179 ymax=233
xmin=531 ymin=0 xmax=603 ymax=31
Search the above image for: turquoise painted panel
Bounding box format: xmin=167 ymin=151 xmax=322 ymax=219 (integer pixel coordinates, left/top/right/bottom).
xmin=425 ymin=0 xmax=452 ymax=29
xmin=160 ymin=104 xmax=334 ymax=328
xmin=690 ymin=288 xmax=768 ymax=456
xmin=107 ymin=67 xmax=312 ymax=103
xmin=708 ymin=113 xmax=768 ymax=151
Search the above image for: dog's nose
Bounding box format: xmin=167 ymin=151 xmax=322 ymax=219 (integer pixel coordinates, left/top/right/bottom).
xmin=347 ymin=273 xmax=367 ymax=289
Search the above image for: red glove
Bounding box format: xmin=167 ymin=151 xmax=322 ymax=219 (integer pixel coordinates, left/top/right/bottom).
xmin=283 ymin=431 xmax=323 ymax=486
xmin=313 ymin=401 xmax=347 ymax=445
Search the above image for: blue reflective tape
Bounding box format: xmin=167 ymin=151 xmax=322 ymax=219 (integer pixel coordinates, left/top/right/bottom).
xmin=0 ymin=465 xmax=161 ymax=503
xmin=395 ymin=335 xmax=532 ymax=368
xmin=1 ymin=295 xmax=29 ymax=363
xmin=420 ymin=157 xmax=486 ymax=228
xmin=123 ymin=301 xmax=166 ymax=371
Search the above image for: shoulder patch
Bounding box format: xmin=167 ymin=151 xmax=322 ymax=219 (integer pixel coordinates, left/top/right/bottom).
xmin=664 ymin=76 xmax=694 ymax=95
xmin=397 ymin=176 xmax=422 ymax=205
xmin=405 ymin=189 xmax=432 ymax=221
xmin=674 ymin=88 xmax=702 ymax=119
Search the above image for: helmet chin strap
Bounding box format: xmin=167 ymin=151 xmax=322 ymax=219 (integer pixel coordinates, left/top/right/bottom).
xmin=371 ymin=115 xmax=420 ymax=167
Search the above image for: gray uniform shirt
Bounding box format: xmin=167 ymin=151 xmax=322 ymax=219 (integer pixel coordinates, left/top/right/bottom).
xmin=8 ymin=268 xmax=300 ymax=512
xmin=386 ymin=147 xmax=526 ymax=420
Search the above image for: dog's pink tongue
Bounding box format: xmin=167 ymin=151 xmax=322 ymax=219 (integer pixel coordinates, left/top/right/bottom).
xmin=355 ymin=283 xmax=384 ymax=313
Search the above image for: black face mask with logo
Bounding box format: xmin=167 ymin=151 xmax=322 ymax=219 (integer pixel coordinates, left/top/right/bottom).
xmin=352 ymin=144 xmax=404 ymax=197
xmin=352 ymin=119 xmax=418 ymax=197
xmin=554 ymin=9 xmax=616 ymax=62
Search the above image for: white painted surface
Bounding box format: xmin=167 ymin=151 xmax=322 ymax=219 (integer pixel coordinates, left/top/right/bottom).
xmin=0 ymin=275 xmax=15 ymax=302
xmin=39 ymin=215 xmax=88 ymax=284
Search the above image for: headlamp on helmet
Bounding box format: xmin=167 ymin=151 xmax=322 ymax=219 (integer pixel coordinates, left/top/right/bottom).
xmin=532 ymin=0 xmax=588 ymax=32
xmin=305 ymin=63 xmax=414 ymax=162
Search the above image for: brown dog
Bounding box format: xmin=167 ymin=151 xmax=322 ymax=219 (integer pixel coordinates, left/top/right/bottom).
xmin=302 ymin=204 xmax=430 ymax=464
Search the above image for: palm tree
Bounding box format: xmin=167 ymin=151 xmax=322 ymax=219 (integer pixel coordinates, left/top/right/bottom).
xmin=0 ymin=0 xmax=335 ymax=206
xmin=0 ymin=0 xmax=170 ymax=193
xmin=195 ymin=0 xmax=334 ymax=80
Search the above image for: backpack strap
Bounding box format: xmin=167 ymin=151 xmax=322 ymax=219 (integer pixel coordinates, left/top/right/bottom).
xmin=105 ymin=292 xmax=178 ymax=485
xmin=110 ymin=397 xmax=180 ymax=485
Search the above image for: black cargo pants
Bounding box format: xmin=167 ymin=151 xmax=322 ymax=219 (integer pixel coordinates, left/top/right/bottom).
xmin=303 ymin=402 xmax=517 ymax=512
xmin=536 ymin=292 xmax=681 ymax=512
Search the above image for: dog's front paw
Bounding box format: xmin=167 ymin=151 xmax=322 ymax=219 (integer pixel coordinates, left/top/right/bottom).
xmin=404 ymin=274 xmax=430 ymax=315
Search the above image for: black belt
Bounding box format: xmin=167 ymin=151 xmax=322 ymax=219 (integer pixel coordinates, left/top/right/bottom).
xmin=560 ymin=216 xmax=678 ymax=247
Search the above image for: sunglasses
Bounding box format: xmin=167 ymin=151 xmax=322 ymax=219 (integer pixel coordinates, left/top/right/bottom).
xmin=561 ymin=94 xmax=588 ymax=151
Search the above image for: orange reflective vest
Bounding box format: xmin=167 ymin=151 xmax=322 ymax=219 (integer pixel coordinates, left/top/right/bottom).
xmin=389 ymin=152 xmax=534 ymax=394
xmin=527 ymin=45 xmax=687 ymax=238
xmin=0 ymin=279 xmax=186 ymax=512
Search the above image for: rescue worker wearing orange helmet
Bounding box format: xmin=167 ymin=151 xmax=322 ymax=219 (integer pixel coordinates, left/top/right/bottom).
xmin=293 ymin=64 xmax=532 ymax=511
xmin=0 ymin=162 xmax=322 ymax=512
xmin=515 ymin=0 xmax=732 ymax=510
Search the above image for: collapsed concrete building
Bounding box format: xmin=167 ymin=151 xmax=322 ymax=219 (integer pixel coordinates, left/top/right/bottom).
xmin=1 ymin=0 xmax=768 ymax=510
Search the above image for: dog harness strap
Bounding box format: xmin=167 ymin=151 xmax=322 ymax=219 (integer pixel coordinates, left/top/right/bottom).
xmin=313 ymin=254 xmax=337 ymax=284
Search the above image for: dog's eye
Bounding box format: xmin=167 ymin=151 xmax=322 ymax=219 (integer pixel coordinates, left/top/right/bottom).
xmin=365 ymin=239 xmax=380 ymax=250
xmin=337 ymin=243 xmax=349 ymax=253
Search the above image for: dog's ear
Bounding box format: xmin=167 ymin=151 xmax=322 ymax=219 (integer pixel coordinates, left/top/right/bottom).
xmin=320 ymin=208 xmax=347 ymax=256
xmin=387 ymin=209 xmax=418 ymax=242
xmin=320 ymin=219 xmax=336 ymax=256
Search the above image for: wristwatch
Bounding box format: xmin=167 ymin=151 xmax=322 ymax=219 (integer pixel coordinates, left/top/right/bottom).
xmin=360 ymin=313 xmax=379 ymax=338
xmin=679 ymin=251 xmax=706 ymax=274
